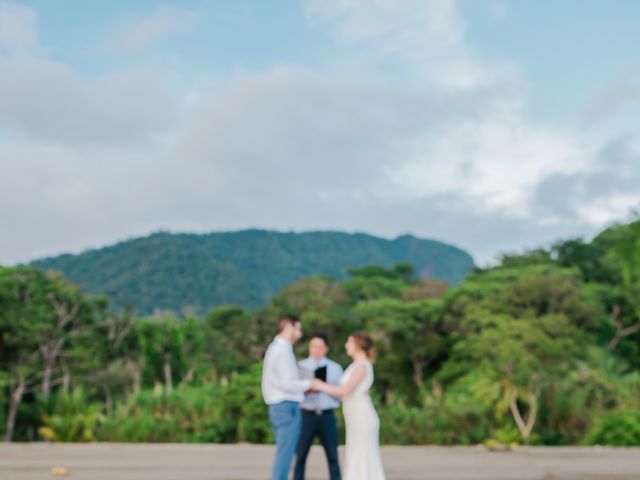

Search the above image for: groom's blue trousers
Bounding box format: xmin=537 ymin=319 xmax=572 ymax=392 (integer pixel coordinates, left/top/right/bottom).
xmin=269 ymin=401 xmax=302 ymax=480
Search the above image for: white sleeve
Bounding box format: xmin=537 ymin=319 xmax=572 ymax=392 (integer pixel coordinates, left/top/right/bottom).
xmin=272 ymin=350 xmax=311 ymax=394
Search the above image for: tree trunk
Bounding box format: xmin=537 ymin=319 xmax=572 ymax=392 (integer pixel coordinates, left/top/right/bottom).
xmin=384 ymin=387 xmax=392 ymax=405
xmin=42 ymin=360 xmax=54 ymax=396
xmin=509 ymin=387 xmax=538 ymax=442
xmin=40 ymin=338 xmax=65 ymax=397
xmin=182 ymin=367 xmax=195 ymax=384
xmin=608 ymin=305 xmax=640 ymax=351
xmin=105 ymin=389 xmax=113 ymax=416
xmin=130 ymin=361 xmax=142 ymax=394
xmin=62 ymin=369 xmax=71 ymax=391
xmin=5 ymin=376 xmax=26 ymax=442
xmin=431 ymin=379 xmax=443 ymax=398
xmin=163 ymin=352 xmax=173 ymax=392
xmin=410 ymin=356 xmax=424 ymax=388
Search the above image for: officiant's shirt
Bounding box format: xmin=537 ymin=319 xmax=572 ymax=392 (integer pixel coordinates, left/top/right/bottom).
xmin=262 ymin=335 xmax=312 ymax=405
xmin=299 ymin=357 xmax=343 ymax=411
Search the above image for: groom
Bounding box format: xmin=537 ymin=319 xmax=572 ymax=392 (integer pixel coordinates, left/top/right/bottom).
xmin=262 ymin=315 xmax=311 ymax=480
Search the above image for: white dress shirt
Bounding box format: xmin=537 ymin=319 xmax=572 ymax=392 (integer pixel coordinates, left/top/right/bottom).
xmin=299 ymin=356 xmax=343 ymax=411
xmin=262 ymin=336 xmax=312 ymax=405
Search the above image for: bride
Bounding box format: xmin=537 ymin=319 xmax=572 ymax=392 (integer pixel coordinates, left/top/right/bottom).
xmin=311 ymin=331 xmax=386 ymax=480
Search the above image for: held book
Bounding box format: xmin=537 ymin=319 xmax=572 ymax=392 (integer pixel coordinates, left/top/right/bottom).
xmin=314 ymin=366 xmax=327 ymax=382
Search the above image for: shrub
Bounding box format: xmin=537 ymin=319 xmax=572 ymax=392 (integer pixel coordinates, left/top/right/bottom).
xmin=583 ymin=409 xmax=640 ymax=446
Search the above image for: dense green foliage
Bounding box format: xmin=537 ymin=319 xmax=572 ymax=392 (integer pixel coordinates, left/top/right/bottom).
xmin=2 ymin=221 xmax=639 ymax=445
xmin=31 ymin=230 xmax=474 ymax=315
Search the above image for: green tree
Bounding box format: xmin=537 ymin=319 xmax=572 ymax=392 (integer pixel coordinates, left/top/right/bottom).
xmin=0 ymin=267 xmax=103 ymax=441
xmin=453 ymin=312 xmax=581 ymax=442
xmin=356 ymin=298 xmax=447 ymax=400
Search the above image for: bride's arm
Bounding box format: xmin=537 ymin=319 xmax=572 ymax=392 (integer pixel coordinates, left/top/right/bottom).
xmin=313 ymin=363 xmax=367 ymax=398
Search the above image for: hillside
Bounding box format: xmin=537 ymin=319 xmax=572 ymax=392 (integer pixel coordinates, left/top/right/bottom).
xmin=31 ymin=229 xmax=474 ymax=315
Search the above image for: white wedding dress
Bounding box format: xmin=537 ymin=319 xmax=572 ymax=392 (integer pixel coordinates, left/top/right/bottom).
xmin=341 ymin=360 xmax=386 ymax=480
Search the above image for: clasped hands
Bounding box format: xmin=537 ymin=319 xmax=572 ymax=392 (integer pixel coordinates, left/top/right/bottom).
xmin=308 ymin=378 xmax=327 ymax=393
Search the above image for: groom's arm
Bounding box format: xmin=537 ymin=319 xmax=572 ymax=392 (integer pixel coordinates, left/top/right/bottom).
xmin=271 ymin=350 xmax=312 ymax=394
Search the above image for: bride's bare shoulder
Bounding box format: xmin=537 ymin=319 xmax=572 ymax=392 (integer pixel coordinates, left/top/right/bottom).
xmin=347 ymin=360 xmax=370 ymax=372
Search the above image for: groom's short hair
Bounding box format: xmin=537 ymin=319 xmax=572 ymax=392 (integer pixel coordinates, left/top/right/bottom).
xmin=277 ymin=314 xmax=300 ymax=332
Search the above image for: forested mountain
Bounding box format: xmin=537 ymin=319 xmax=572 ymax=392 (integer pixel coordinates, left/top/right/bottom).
xmin=31 ymin=230 xmax=474 ymax=315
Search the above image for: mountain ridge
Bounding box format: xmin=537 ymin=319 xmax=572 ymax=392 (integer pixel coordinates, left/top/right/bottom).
xmin=31 ymin=229 xmax=475 ymax=315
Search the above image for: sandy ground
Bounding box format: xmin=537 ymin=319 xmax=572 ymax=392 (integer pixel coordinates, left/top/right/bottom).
xmin=1 ymin=443 xmax=639 ymax=480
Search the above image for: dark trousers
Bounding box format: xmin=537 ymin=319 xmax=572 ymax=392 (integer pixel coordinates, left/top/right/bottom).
xmin=293 ymin=410 xmax=341 ymax=480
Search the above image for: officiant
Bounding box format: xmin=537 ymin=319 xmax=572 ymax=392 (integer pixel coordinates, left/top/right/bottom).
xmin=294 ymin=333 xmax=343 ymax=480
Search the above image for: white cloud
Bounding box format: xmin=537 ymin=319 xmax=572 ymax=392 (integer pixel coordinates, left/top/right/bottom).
xmin=0 ymin=0 xmax=636 ymax=267
xmin=305 ymin=0 xmax=515 ymax=91
xmin=390 ymin=108 xmax=587 ymax=216
xmin=102 ymin=5 xmax=198 ymax=53
xmin=577 ymin=193 xmax=640 ymax=225
xmin=581 ymin=65 xmax=640 ymax=127
xmin=488 ymin=1 xmax=507 ymax=22
xmin=302 ymin=0 xmax=592 ymax=217
xmin=533 ymin=135 xmax=640 ymax=227
xmin=306 ymin=0 xmax=464 ymax=49
xmin=0 ymin=57 xmax=178 ymax=144
xmin=0 ymin=1 xmax=37 ymax=52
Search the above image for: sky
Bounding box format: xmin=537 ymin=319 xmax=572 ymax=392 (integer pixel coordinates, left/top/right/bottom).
xmin=1 ymin=0 xmax=639 ymax=265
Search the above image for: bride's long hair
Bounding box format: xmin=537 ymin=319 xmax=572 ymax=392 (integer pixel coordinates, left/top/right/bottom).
xmin=350 ymin=331 xmax=377 ymax=362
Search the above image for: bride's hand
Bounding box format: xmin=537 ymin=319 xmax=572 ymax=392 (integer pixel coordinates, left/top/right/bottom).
xmin=311 ymin=379 xmax=324 ymax=391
